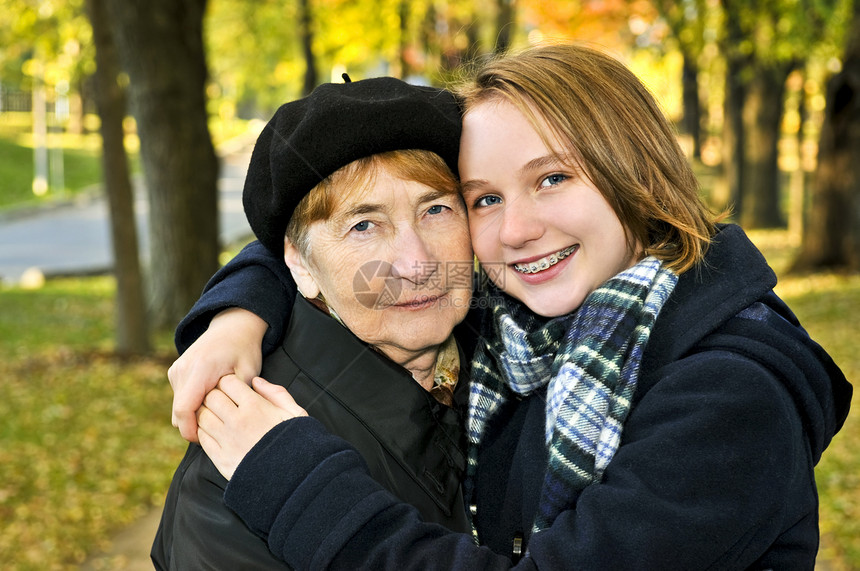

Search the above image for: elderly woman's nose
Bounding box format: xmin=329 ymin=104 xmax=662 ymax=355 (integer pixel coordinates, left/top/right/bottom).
xmin=389 ymin=228 xmax=436 ymax=283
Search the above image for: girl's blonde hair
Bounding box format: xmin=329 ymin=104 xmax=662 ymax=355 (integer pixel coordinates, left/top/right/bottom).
xmin=455 ymin=43 xmax=718 ymax=274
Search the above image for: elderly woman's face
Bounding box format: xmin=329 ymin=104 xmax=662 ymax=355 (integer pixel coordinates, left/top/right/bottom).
xmin=290 ymin=173 xmax=473 ymax=362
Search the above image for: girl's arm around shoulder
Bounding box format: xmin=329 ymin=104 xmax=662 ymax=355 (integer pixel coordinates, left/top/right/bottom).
xmin=175 ymin=240 xmax=297 ymax=355
xmin=222 ymin=350 xmax=811 ymax=569
xmin=171 ymin=240 xmax=297 ymax=441
xmin=224 ymin=417 xmax=532 ymax=571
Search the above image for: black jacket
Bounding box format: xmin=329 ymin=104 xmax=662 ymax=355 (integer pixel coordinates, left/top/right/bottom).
xmin=173 ymin=224 xmax=851 ymax=570
xmin=152 ymin=296 xmax=470 ymax=570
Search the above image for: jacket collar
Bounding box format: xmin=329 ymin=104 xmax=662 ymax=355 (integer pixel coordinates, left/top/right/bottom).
xmin=642 ymin=224 xmax=777 ymax=371
xmin=282 ymin=296 xmax=467 ymax=510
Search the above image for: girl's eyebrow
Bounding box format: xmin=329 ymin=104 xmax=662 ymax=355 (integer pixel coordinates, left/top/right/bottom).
xmin=461 ymin=179 xmax=488 ymax=195
xmin=519 ymin=153 xmax=574 ymax=176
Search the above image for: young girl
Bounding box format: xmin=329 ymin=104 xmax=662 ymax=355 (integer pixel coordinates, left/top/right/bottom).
xmin=171 ymin=44 xmax=851 ymax=569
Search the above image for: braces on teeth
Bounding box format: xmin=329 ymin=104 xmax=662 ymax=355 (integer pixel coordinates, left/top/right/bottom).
xmin=515 ymin=246 xmax=577 ymax=274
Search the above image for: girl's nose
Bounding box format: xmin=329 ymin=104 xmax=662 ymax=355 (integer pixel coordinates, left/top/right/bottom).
xmin=498 ymin=200 xmax=544 ymax=249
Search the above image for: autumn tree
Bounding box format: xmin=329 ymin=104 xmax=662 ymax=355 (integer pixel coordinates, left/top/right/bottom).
xmin=495 ymin=0 xmax=517 ymax=54
xmin=105 ymin=0 xmax=220 ymax=329
xmin=0 ymin=0 xmax=150 ymax=352
xmin=792 ymin=0 xmax=860 ymax=272
xmin=0 ymin=0 xmax=92 ymax=187
xmin=205 ymin=0 xmax=299 ymax=116
xmin=299 ymin=0 xmax=318 ymax=95
xmin=653 ymin=0 xmax=708 ymax=159
xmin=84 ymin=0 xmax=150 ymax=354
xmin=718 ymin=0 xmax=840 ymax=228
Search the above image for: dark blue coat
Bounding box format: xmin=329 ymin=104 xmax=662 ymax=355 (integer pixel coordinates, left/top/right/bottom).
xmin=173 ymin=224 xmax=851 ymax=570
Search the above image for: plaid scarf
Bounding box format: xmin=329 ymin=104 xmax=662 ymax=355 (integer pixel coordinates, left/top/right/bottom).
xmin=468 ymin=256 xmax=678 ymax=534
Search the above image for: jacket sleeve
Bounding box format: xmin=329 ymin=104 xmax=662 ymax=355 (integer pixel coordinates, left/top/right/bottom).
xmin=223 ymin=351 xmax=811 ymax=570
xmin=174 ymin=240 xmax=297 ymax=355
xmin=224 ymin=417 xmax=532 ymax=571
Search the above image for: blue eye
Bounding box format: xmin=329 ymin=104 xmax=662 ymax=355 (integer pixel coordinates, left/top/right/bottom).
xmin=474 ymin=195 xmax=502 ymax=208
xmin=427 ymin=205 xmax=445 ymax=215
xmin=352 ymin=221 xmax=371 ymax=232
xmin=540 ymin=174 xmax=567 ymax=188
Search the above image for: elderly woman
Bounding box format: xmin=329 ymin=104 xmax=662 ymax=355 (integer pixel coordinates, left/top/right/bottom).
xmin=151 ymin=77 xmax=474 ymax=570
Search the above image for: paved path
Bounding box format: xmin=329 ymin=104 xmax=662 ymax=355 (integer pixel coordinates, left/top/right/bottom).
xmin=80 ymin=507 xmax=164 ymax=570
xmin=0 ymin=134 xmax=257 ymax=286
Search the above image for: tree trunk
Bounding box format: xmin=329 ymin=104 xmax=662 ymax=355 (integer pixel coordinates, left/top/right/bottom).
xmin=106 ymin=0 xmax=220 ymax=330
xmin=788 ymin=69 xmax=807 ymax=239
xmin=792 ymin=3 xmax=860 ymax=272
xmin=299 ymin=0 xmax=317 ymax=95
xmin=718 ymin=58 xmax=745 ymax=216
xmin=494 ymin=0 xmax=516 ymax=54
xmin=464 ymin=16 xmax=482 ymax=67
xmin=85 ymin=0 xmax=151 ymax=355
xmin=740 ymin=63 xmax=794 ymax=228
xmin=398 ymin=0 xmax=410 ymax=79
xmin=681 ymin=54 xmax=701 ymax=159
xmin=419 ymin=2 xmax=438 ymax=72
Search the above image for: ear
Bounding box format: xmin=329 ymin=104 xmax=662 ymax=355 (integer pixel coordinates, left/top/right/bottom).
xmin=283 ymin=239 xmax=321 ymax=299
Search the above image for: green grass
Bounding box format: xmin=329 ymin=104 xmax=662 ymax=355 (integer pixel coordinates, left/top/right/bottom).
xmin=0 ymin=231 xmax=857 ymax=569
xmin=0 ymin=118 xmax=109 ymax=209
xmin=0 ymin=113 xmax=248 ymax=211
xmin=0 ymin=277 xmax=185 ymax=570
xmin=0 ymin=276 xmax=115 ymax=354
xmin=0 ymin=136 xmax=40 ymax=205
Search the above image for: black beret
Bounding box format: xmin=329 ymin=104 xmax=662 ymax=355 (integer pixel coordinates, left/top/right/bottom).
xmin=242 ymin=76 xmax=462 ymax=255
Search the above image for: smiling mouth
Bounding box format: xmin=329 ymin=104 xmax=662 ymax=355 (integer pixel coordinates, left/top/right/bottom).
xmin=513 ymin=245 xmax=578 ymax=274
xmin=393 ymin=293 xmax=444 ymax=309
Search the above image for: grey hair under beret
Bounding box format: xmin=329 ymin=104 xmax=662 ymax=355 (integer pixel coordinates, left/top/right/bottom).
xmin=242 ymin=76 xmax=462 ymax=254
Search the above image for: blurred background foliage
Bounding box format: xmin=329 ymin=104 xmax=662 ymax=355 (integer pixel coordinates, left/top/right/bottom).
xmin=0 ymin=0 xmax=851 ymax=137
xmin=0 ymin=0 xmax=858 ymax=568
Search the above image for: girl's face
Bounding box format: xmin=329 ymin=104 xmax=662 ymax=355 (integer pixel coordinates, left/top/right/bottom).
xmin=459 ymin=99 xmax=642 ymax=317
